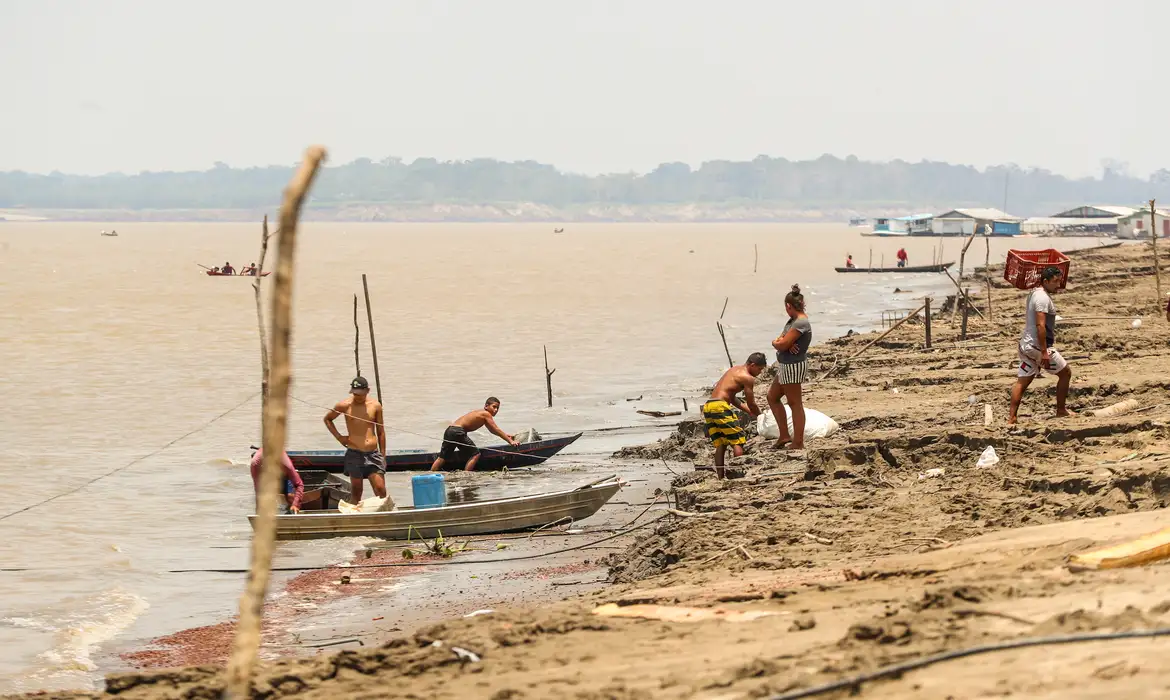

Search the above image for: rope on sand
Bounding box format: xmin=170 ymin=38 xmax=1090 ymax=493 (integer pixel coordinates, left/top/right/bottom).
xmin=767 ymin=627 xmax=1170 ymax=700
xmin=0 ymin=391 xmax=260 ymax=524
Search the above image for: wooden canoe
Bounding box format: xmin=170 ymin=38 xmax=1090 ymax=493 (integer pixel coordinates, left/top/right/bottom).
xmin=283 ymin=433 xmax=582 ymax=473
xmin=835 ymin=262 xmax=954 ymax=273
xmin=205 ymin=270 xmax=271 ymax=277
xmin=248 ymin=475 xmax=623 ymax=540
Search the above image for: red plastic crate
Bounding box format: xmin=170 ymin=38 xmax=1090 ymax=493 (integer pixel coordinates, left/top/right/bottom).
xmin=1004 ymin=249 xmax=1070 ymax=290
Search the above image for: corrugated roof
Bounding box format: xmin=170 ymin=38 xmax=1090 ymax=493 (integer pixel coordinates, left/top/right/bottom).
xmin=893 ymin=212 xmax=934 ymax=221
xmin=935 ymin=208 xmax=1024 ymax=222
xmin=1049 ymin=205 xmax=1137 ymax=218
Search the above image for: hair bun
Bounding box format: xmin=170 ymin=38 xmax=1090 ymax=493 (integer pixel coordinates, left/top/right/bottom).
xmin=791 ymin=284 xmax=801 ymax=295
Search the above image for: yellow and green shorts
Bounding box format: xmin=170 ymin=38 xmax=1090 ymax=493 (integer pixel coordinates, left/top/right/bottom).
xmin=701 ymin=400 xmax=746 ymax=447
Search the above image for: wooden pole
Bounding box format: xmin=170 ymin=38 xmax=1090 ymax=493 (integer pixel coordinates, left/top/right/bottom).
xmin=960 ymin=288 xmax=970 ymax=340
xmin=361 ymin=274 xmax=383 ymax=405
xmin=754 ymin=244 xmax=758 ymax=274
xmin=984 ymin=236 xmax=990 ymax=271
xmin=924 ymin=297 xmax=932 ymax=349
xmin=1151 ymin=199 xmax=1163 ymax=307
xmin=953 ymin=231 xmax=978 ymax=323
xmin=226 ymin=145 xmax=326 ymax=700
xmin=869 ymin=248 xmax=873 ymax=273
xmin=252 ymin=215 xmax=275 ymax=419
xmin=543 ymin=345 xmax=556 ymax=408
xmin=985 ymin=276 xmax=993 ymax=323
xmin=823 ymin=299 xmax=930 ymax=378
xmin=352 ymin=294 xmax=361 ymax=378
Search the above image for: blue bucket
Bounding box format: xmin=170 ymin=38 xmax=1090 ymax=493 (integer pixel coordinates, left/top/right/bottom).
xmin=411 ymin=473 xmax=447 ymax=509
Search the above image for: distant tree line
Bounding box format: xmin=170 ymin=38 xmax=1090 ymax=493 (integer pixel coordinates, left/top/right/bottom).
xmin=3 ymin=155 xmax=1170 ymax=214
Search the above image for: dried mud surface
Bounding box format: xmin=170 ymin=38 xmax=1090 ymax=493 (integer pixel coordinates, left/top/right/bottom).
xmin=18 ymin=243 xmax=1170 ymax=699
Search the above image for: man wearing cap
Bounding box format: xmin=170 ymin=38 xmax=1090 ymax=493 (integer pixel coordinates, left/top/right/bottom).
xmin=324 ymin=377 xmax=388 ymax=501
xmin=1009 ymin=267 xmax=1073 ymax=425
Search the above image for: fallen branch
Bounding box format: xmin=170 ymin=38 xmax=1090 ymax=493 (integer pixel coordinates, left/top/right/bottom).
xmin=821 ymin=300 xmax=930 ymax=379
xmin=803 ymin=532 xmax=833 ymax=545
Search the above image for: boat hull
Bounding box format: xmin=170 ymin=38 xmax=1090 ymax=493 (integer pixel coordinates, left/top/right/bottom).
xmin=835 ymin=262 xmax=954 ymax=273
xmin=286 ymin=433 xmax=582 ymax=473
xmin=248 ymin=477 xmax=622 ymax=540
xmin=206 ymin=271 xmax=271 ymax=277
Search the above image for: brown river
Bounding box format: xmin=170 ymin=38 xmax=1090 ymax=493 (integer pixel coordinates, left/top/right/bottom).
xmin=0 ymin=222 xmax=1099 ymax=691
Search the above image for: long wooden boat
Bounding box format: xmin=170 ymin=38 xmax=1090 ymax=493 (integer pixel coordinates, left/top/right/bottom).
xmin=282 ymin=432 xmax=583 ymax=473
xmin=249 ymin=475 xmax=623 ymax=540
xmin=206 ymin=270 xmax=271 ymax=277
xmin=834 ymin=262 xmax=954 ymax=274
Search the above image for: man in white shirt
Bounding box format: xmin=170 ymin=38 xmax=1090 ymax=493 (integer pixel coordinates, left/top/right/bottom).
xmin=1008 ymin=267 xmax=1073 ymax=425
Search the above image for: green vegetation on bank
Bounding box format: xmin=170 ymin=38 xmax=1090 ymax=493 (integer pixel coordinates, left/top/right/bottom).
xmin=3 ymin=155 xmax=1169 ymax=214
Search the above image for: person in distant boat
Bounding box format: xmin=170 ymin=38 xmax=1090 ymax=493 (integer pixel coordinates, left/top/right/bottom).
xmin=245 ymin=263 xmax=258 ymax=275
xmin=702 ymin=353 xmax=766 ymax=479
xmin=430 ymin=397 xmax=517 ymax=472
xmin=845 ymin=254 xmax=855 ymax=269
xmin=896 ymin=248 xmax=908 ymax=268
xmin=211 ymin=266 xmax=221 ymax=273
xmin=222 ymin=261 xmax=235 ymax=275
xmin=324 ymin=377 xmax=387 ymax=501
xmin=768 ymin=285 xmax=812 ymax=453
xmin=249 ymin=448 xmax=303 ymax=514
xmin=1008 ymin=267 xmax=1073 ymax=425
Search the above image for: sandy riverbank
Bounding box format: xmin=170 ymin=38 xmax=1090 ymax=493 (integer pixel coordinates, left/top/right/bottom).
xmin=17 ymin=242 xmax=1170 ymax=699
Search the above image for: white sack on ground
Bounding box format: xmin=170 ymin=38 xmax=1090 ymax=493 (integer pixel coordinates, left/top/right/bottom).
xmin=757 ymin=407 xmax=840 ymax=440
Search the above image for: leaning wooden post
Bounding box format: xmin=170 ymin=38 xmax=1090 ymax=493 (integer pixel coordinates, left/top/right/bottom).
xmin=361 ymin=274 xmax=383 ymax=404
xmin=252 ymin=215 xmax=275 ymax=418
xmin=1151 ymin=199 xmax=1163 ymax=307
xmin=225 ymin=146 xmax=326 ymax=700
xmin=716 ymin=322 xmax=733 ymax=368
xmin=543 ymin=345 xmax=556 ymax=408
xmin=754 ymin=243 xmax=759 ymax=274
xmin=924 ymin=297 xmax=932 ymax=349
xmin=352 ymin=294 xmax=361 ymax=378
xmin=953 ymin=231 xmax=978 ymax=322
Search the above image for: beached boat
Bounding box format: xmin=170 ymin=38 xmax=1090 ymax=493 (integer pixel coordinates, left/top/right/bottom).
xmin=205 ymin=270 xmax=271 ymax=277
xmin=835 ymin=262 xmax=954 ymax=274
xmin=249 ymin=475 xmax=623 ymax=540
xmin=297 ymin=470 xmax=352 ymax=510
xmin=282 ymin=432 xmax=583 ymax=473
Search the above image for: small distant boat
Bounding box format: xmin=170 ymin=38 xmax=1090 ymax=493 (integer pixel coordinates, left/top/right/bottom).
xmin=553 ymin=227 xmax=565 ymax=233
xmin=100 ymin=230 xmax=118 ymax=237
xmin=835 ymin=262 xmax=954 ymax=274
xmin=249 ymin=474 xmax=623 ymax=541
xmin=205 ymin=270 xmax=270 ymax=277
xmin=283 ymin=433 xmax=582 ymax=473
xmin=848 ymin=216 xmax=868 ymax=227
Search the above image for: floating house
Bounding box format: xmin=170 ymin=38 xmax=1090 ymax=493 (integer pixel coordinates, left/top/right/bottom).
xmin=931 ymin=208 xmax=1024 ymax=236
xmin=870 ymin=213 xmax=933 ymax=236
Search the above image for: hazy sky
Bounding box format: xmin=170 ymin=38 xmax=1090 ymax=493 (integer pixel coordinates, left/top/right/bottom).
xmin=1 ymin=0 xmax=1164 ymax=177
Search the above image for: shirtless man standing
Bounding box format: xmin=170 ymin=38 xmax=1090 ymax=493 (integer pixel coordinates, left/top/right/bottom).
xmin=324 ymin=377 xmax=387 ymax=501
xmin=430 ymin=397 xmax=518 ymax=472
xmin=701 ymin=353 xmax=766 ymax=478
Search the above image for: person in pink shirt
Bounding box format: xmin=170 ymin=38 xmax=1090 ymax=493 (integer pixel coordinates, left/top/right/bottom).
xmin=249 ymin=448 xmax=304 ymax=514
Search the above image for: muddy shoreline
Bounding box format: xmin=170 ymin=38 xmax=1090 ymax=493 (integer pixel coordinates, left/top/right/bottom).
xmin=17 ymin=242 xmax=1170 ymax=699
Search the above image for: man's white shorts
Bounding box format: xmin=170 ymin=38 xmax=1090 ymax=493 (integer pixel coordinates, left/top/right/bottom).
xmin=1018 ymin=344 xmax=1068 ymax=378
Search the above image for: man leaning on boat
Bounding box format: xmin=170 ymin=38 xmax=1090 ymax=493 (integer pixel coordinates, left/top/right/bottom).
xmin=324 ymin=377 xmax=388 ymax=502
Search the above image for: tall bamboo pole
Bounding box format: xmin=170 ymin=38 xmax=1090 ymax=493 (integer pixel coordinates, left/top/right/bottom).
xmin=361 ymin=274 xmax=383 ymax=404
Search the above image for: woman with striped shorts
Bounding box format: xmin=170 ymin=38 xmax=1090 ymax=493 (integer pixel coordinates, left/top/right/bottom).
xmin=767 ymin=284 xmax=812 ymax=452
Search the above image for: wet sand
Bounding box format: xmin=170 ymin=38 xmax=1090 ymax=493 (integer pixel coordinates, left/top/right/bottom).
xmin=18 ymin=242 xmax=1170 ymax=699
